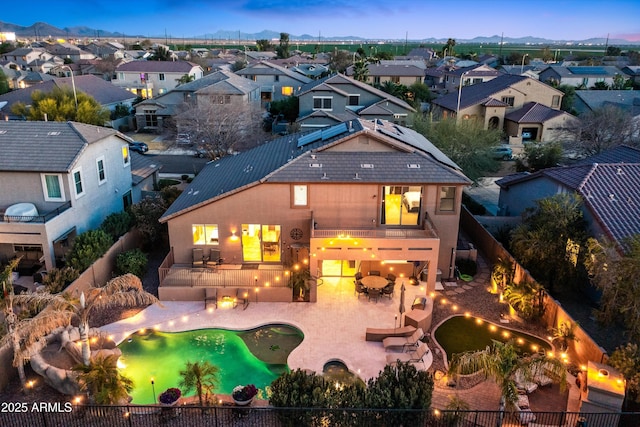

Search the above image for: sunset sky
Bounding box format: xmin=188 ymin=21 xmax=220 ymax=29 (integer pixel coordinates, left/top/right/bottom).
xmin=3 ymin=0 xmax=639 ymax=41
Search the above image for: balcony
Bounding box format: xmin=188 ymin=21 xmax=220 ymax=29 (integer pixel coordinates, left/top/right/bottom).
xmin=0 ymin=201 xmax=72 ymax=224
xmin=311 ymin=212 xmax=439 ymax=240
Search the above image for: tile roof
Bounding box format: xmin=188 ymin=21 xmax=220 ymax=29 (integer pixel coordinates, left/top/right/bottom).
xmin=365 ymin=63 xmax=425 ymax=77
xmin=574 ymin=90 xmax=640 ymax=112
xmin=193 ymin=70 xmax=260 ymax=95
xmin=235 ymin=60 xmax=312 ymax=84
xmin=131 ymin=152 xmax=161 ymax=185
xmin=575 ymin=145 xmax=640 ymax=165
xmin=504 ymin=102 xmax=564 ymax=123
xmin=0 ymin=121 xmax=120 ymax=172
xmin=431 ymin=74 xmax=529 ymax=111
xmin=115 ymin=60 xmax=201 ymax=73
xmin=160 ymin=119 xmax=469 ymax=221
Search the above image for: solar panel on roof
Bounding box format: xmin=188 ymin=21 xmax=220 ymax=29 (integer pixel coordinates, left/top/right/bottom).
xmin=321 ymin=123 xmax=347 ymax=140
xmin=297 ymin=130 xmax=322 ymax=147
xmin=567 ymin=66 xmax=607 ymax=75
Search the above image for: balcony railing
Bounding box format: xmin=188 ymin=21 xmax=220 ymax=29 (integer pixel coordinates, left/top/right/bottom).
xmin=1 ymin=201 xmax=72 ymax=224
xmin=311 ymin=212 xmax=439 ymax=240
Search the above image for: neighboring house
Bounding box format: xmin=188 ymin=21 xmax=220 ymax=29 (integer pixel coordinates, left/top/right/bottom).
xmin=504 ymin=102 xmax=578 ymax=142
xmin=0 ymin=47 xmax=63 ymax=73
xmin=538 ymin=65 xmax=623 ymax=88
xmin=442 ymin=64 xmax=501 ymax=92
xmin=431 ymin=75 xmax=565 ymax=141
xmin=291 ymin=63 xmax=330 ymax=80
xmin=0 ymin=121 xmax=135 ymax=272
xmin=496 ymin=145 xmax=640 ymax=250
xmin=0 ymin=67 xmax=56 ymax=90
xmin=296 ymin=73 xmax=416 ymax=129
xmin=573 ymin=90 xmax=640 ymax=117
xmin=0 ymin=74 xmax=137 ymax=121
xmin=235 ymin=60 xmax=312 ymax=104
xmin=133 ymin=70 xmax=260 ymax=133
xmin=81 ymin=41 xmax=127 ymax=61
xmin=620 ymin=66 xmax=640 ymax=86
xmin=404 ymin=47 xmax=436 ymax=61
xmin=43 ymin=43 xmax=96 ymax=63
xmin=346 ymin=62 xmax=425 ymax=87
xmin=112 ymin=60 xmax=204 ymax=98
xmin=158 ymin=118 xmax=471 ymax=300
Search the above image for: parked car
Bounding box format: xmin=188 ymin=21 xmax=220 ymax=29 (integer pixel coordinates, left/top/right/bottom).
xmin=491 ymin=145 xmax=513 ymax=160
xmin=128 ymin=141 xmax=148 ymax=154
xmin=176 ymin=133 xmax=191 ymax=145
xmin=522 ymin=131 xmax=532 ymax=140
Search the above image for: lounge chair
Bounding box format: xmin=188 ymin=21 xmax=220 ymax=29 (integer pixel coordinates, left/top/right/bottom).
xmin=532 ymin=363 xmax=553 ymax=387
xmin=514 ymin=369 xmax=538 ymax=394
xmin=382 ymin=328 xmax=424 ymax=352
xmin=192 ymin=248 xmax=205 ymax=268
xmin=236 ymin=288 xmax=250 ymax=310
xmin=206 ymin=248 xmax=223 ymax=268
xmin=386 ymin=342 xmax=429 ymax=365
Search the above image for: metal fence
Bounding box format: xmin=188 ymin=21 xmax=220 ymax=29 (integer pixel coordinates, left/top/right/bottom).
xmin=1 ymin=406 xmax=637 ymax=427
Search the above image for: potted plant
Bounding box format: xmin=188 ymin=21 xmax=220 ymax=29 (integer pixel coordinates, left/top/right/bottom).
xmin=551 ymin=321 xmax=579 ymax=351
xmin=232 ymin=384 xmax=258 ymax=405
xmin=158 ymin=387 xmax=182 ymax=406
xmin=287 ymin=264 xmax=311 ymax=301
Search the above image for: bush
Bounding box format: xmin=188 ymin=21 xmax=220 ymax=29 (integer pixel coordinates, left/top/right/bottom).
xmin=129 ymin=198 xmax=168 ymax=248
xmin=181 ymin=174 xmax=189 ymax=181
xmin=66 ymin=229 xmax=113 ymax=272
xmin=158 ymin=179 xmax=181 ymax=190
xmin=115 ymin=249 xmax=148 ymax=278
xmin=42 ymin=267 xmax=80 ymax=294
xmin=100 ymin=211 xmax=132 ymax=241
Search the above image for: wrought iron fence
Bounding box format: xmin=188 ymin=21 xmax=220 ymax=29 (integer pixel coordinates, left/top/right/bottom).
xmin=1 ymin=406 xmax=637 ymax=427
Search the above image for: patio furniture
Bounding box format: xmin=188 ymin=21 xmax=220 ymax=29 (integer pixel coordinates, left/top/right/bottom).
xmin=382 ymin=282 xmax=395 ymax=299
xmin=533 ymin=363 xmax=553 ymax=387
xmin=514 ymin=369 xmax=538 ymax=394
xmin=236 ymin=288 xmax=250 ymax=310
xmin=404 ymin=308 xmax=432 ymax=332
xmin=206 ymin=248 xmax=223 ymax=268
xmin=386 ymin=273 xmax=396 ymax=283
xmin=411 ymin=296 xmax=427 ymax=310
xmin=386 ymin=342 xmax=429 ymax=365
xmin=360 ymin=275 xmax=388 ymax=289
xmin=205 ymin=288 xmax=217 ymax=309
xmin=368 ymin=270 xmax=380 ymax=276
xmin=365 ymin=326 xmax=416 ymax=342
xmin=355 ymin=272 xmax=363 ymax=281
xmin=382 ymin=328 xmax=424 ymax=352
xmin=367 ymin=288 xmax=382 ymax=302
xmin=354 ymin=281 xmax=367 ymax=298
xmin=192 ymin=248 xmax=205 ymax=268
xmin=516 ymin=406 xmax=536 ymax=424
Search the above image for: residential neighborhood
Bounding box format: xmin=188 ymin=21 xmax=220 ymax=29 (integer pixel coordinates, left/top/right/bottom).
xmin=1 ymin=19 xmax=640 ymax=425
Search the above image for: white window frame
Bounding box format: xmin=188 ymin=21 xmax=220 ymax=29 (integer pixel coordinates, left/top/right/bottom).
xmin=41 ymin=173 xmax=65 ymax=202
xmin=96 ymin=156 xmax=107 ymax=185
xmin=192 ymin=224 xmax=219 ymax=245
xmin=159 ymin=73 xmax=165 ymax=81
xmin=72 ymin=167 xmax=85 ymax=199
xmin=312 ymin=96 xmax=332 ymax=111
xmin=347 ymin=94 xmax=360 ymax=106
xmin=292 ymin=184 xmax=308 ymax=207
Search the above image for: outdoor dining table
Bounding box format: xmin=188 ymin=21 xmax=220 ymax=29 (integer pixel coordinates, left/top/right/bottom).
xmin=360 ymin=275 xmax=389 ymax=289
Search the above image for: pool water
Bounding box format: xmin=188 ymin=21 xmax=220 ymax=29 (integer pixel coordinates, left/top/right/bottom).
xmin=433 ymin=315 xmax=552 ymax=365
xmin=118 ymin=324 xmax=304 ymax=404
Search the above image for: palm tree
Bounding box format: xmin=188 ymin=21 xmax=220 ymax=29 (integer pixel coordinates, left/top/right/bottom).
xmin=73 ymin=354 xmax=133 ymax=404
xmin=12 ymin=273 xmax=159 ymax=366
xmin=447 ymin=340 xmax=567 ymax=411
xmin=179 ymin=360 xmax=219 ymax=406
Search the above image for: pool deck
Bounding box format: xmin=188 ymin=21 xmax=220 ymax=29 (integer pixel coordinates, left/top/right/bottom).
xmin=101 ymin=277 xmax=432 ymax=386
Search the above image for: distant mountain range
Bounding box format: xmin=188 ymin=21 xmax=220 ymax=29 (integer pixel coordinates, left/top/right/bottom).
xmin=1 ymin=21 xmax=637 ymax=45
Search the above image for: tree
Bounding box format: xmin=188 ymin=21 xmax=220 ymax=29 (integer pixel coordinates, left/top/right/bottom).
xmin=115 ymin=249 xmax=148 ymax=279
xmin=0 ymin=69 xmax=9 ymax=95
xmin=11 ymin=87 xmax=110 ymax=125
xmin=503 ymin=280 xmax=545 ymax=320
xmin=276 ymin=33 xmax=290 ymax=59
xmin=176 ymin=74 xmax=195 ymax=86
xmin=443 ymin=38 xmax=456 ymax=56
xmin=562 ymin=105 xmax=639 ymax=156
xmin=510 ymin=193 xmax=587 ymax=295
xmin=556 ymin=84 xmax=577 ymax=113
xmin=352 ymin=58 xmax=369 ymax=82
xmin=540 ymin=46 xmax=554 ymax=63
xmin=129 ymin=197 xmax=168 ymax=249
xmin=413 ymin=116 xmax=502 ymax=183
xmin=65 ymin=229 xmax=113 ymax=273
xmin=606 ymin=46 xmax=622 ymax=56
xmin=585 ymin=235 xmax=640 ymax=341
xmin=608 ymin=343 xmax=640 ymax=404
xmin=12 ymin=274 xmax=159 ymax=366
xmin=255 ymin=39 xmax=274 ymax=52
xmin=516 ymin=141 xmax=562 ymax=172
xmin=150 ymin=46 xmax=171 ymax=61
xmin=179 ymin=360 xmax=219 ymax=406
xmin=592 ymin=81 xmax=609 ymax=90
xmin=379 ymin=81 xmax=408 ymax=100
xmin=328 ymin=49 xmax=353 ymax=73
xmin=407 ymin=82 xmax=434 ymax=107
xmin=269 ymin=96 xmax=299 ymax=123
xmin=448 ymin=340 xmax=566 ymax=410
xmin=73 ymin=354 xmax=133 ymax=404
xmin=174 ymin=96 xmax=264 ymax=158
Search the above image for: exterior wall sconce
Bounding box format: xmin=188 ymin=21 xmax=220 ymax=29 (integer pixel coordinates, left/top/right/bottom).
xmin=230 ymin=230 xmax=239 ymax=241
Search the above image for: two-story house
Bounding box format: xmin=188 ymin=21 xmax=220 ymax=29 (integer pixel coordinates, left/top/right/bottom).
xmin=346 ymin=61 xmax=425 ymax=87
xmin=296 ymin=74 xmax=416 ymax=129
xmin=157 ymin=119 xmax=471 ymax=302
xmin=133 ymin=69 xmax=261 ymax=133
xmin=0 ymin=121 xmax=135 ymax=273
xmin=431 ymin=75 xmax=570 ymax=142
xmin=0 ymin=47 xmax=63 ymax=73
xmin=112 ymin=60 xmax=203 ymax=98
xmin=235 ymin=60 xmax=311 ymax=104
xmin=442 ymin=64 xmax=501 ymax=92
xmin=538 ymin=66 xmax=623 ymax=89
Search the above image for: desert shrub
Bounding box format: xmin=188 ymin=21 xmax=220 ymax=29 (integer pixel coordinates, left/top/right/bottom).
xmin=66 ymin=229 xmax=113 ymax=272
xmin=115 ymin=249 xmax=148 ymax=278
xmin=160 ymin=186 xmax=182 ymax=206
xmin=129 ymin=197 xmax=168 ymax=249
xmin=42 ymin=267 xmax=80 ymax=293
xmin=100 ymin=211 xmax=132 ymax=241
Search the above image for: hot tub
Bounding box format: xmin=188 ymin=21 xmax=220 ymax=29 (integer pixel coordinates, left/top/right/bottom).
xmin=4 ymin=203 xmax=39 ymax=222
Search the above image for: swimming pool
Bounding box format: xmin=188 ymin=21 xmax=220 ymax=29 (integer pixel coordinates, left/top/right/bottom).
xmin=433 ymin=315 xmax=552 ymax=368
xmin=117 ymin=324 xmax=304 ymax=404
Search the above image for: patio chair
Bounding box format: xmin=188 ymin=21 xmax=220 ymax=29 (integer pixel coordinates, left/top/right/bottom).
xmin=386 ymin=342 xmax=429 ymax=365
xmin=367 ymin=288 xmax=381 ymax=303
xmin=382 ymin=282 xmax=395 ymax=299
xmin=355 ymin=272 xmax=363 ymax=281
xmin=368 ymin=270 xmax=380 ymax=276
xmin=386 ymin=273 xmax=396 ymax=283
xmin=205 ymin=288 xmax=217 ymax=310
xmin=382 ymin=328 xmax=424 ymax=352
xmin=514 ymin=369 xmax=538 ymax=394
xmin=532 ymin=363 xmax=553 ymax=387
xmin=236 ymin=288 xmax=250 ymax=310
xmin=192 ymin=248 xmax=205 ymax=268
xmin=206 ymin=248 xmax=223 ymax=268
xmin=354 ymin=281 xmax=367 ymax=298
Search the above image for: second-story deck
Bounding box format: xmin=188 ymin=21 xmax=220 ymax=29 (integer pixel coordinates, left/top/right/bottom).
xmin=0 ymin=201 xmax=72 ymax=224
